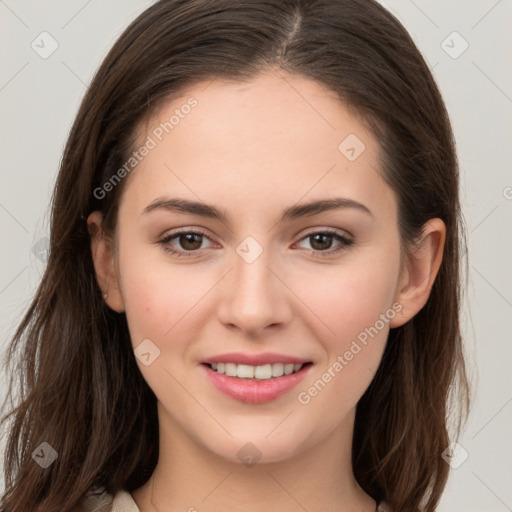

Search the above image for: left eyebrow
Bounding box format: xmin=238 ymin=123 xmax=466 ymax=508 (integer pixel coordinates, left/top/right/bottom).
xmin=141 ymin=196 xmax=374 ymax=222
xmin=281 ymin=197 xmax=373 ymax=220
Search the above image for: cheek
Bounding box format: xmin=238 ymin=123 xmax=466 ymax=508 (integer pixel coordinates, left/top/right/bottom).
xmin=117 ymin=246 xmax=210 ymax=400
xmin=290 ymin=251 xmax=399 ymax=407
xmin=290 ymin=252 xmax=400 ymax=346
xmin=116 ymin=237 xmax=204 ymax=348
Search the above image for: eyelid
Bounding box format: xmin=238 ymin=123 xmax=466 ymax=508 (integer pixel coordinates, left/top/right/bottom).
xmin=297 ymin=226 xmax=353 ymax=240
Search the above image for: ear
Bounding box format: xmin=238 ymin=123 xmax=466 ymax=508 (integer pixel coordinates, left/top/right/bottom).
xmin=390 ymin=218 xmax=446 ymax=328
xmin=87 ymin=211 xmax=125 ymax=313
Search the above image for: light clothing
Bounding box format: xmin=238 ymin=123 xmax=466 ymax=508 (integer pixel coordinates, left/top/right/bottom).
xmin=112 ymin=490 xmax=140 ymax=512
xmin=74 ymin=487 xmax=137 ymax=511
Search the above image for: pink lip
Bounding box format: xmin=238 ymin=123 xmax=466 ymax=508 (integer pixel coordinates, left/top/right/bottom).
xmin=202 ymin=352 xmax=311 ymax=366
xmin=201 ymin=362 xmax=313 ymax=404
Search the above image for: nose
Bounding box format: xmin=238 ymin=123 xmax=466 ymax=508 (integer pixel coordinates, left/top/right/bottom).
xmin=216 ymin=245 xmax=292 ymax=337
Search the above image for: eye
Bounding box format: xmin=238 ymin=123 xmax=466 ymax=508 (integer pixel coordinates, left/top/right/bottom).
xmin=158 ymin=228 xmax=354 ymax=258
xmin=158 ymin=229 xmax=216 ymax=257
xmin=295 ymin=229 xmax=353 ymax=257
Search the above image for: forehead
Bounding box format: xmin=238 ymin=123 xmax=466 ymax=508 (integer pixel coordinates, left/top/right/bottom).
xmin=119 ymin=69 xmax=395 ymax=221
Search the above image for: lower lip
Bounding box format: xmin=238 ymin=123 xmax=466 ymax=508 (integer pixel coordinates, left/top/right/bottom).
xmin=202 ymin=364 xmax=312 ymax=404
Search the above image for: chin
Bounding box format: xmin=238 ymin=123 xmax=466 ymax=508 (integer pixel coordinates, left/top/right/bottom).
xmin=194 ymin=425 xmax=314 ymax=467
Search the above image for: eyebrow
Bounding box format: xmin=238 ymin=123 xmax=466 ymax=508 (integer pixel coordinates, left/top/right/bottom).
xmin=142 ymin=196 xmax=373 ymax=222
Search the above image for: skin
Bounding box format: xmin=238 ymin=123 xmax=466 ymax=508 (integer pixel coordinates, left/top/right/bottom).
xmin=88 ymin=67 xmax=445 ymax=512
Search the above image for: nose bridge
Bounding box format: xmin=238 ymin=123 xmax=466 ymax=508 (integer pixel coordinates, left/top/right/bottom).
xmin=218 ymin=235 xmax=290 ymax=332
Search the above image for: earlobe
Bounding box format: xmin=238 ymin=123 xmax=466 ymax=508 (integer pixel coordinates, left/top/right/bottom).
xmin=87 ymin=211 xmax=125 ymax=313
xmin=389 ymin=218 xmax=446 ymax=328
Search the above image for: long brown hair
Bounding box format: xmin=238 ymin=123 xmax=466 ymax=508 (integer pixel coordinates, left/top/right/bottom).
xmin=1 ymin=1 xmax=470 ymax=510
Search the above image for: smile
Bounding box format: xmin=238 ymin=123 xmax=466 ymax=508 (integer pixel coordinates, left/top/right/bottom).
xmin=208 ymin=362 xmax=305 ymax=380
xmin=201 ymin=357 xmax=313 ymax=403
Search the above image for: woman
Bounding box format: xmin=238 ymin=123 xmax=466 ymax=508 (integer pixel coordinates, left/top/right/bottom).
xmin=1 ymin=0 xmax=469 ymax=511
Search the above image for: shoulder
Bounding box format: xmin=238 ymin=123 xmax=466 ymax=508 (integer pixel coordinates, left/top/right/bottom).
xmin=76 ymin=487 xmax=139 ymax=512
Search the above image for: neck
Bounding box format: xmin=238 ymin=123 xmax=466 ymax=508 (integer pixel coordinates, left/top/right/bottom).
xmin=132 ymin=404 xmax=376 ymax=512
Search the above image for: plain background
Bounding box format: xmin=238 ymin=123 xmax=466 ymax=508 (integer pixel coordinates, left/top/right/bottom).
xmin=0 ymin=1 xmax=511 ymax=510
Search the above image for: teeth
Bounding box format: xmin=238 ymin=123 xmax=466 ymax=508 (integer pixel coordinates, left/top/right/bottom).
xmin=237 ymin=364 xmax=254 ymax=379
xmin=271 ymin=363 xmax=284 ymax=377
xmin=254 ymin=364 xmax=272 ymax=379
xmin=225 ymin=363 xmax=237 ymax=377
xmin=210 ymin=362 xmax=305 ymax=379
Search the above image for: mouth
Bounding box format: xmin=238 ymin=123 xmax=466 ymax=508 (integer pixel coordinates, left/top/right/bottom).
xmin=201 ymin=359 xmax=313 ymax=404
xmin=203 ymin=361 xmax=311 ymax=380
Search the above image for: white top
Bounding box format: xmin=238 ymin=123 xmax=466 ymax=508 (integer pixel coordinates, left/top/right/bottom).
xmin=112 ymin=490 xmax=140 ymax=511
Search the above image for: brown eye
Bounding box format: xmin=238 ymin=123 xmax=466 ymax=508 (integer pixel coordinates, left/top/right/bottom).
xmin=178 ymin=233 xmax=203 ymax=251
xmin=159 ymin=229 xmax=215 ymax=257
xmin=296 ymin=229 xmax=354 ymax=257
xmin=309 ymin=233 xmax=335 ymax=251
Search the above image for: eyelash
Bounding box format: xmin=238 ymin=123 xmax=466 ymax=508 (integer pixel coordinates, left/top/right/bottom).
xmin=158 ymin=228 xmax=354 ymax=258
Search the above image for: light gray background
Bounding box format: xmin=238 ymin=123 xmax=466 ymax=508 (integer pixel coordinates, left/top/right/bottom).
xmin=1 ymin=1 xmax=511 ymax=510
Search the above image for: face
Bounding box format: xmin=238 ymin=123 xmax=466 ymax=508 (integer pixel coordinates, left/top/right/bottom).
xmin=92 ymin=69 xmax=424 ymax=465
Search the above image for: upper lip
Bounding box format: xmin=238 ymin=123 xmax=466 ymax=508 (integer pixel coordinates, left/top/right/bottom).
xmin=202 ymin=352 xmax=311 ymax=366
